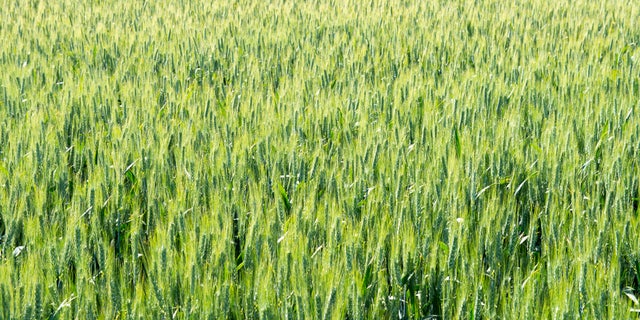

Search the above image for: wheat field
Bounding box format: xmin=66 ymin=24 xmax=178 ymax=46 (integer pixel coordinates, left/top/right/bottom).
xmin=1 ymin=0 xmax=639 ymax=318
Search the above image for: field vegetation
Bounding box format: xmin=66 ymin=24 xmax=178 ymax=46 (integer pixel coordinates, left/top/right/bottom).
xmin=1 ymin=0 xmax=640 ymax=318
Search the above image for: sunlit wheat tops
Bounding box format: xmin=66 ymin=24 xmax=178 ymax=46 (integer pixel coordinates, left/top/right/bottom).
xmin=0 ymin=0 xmax=639 ymax=318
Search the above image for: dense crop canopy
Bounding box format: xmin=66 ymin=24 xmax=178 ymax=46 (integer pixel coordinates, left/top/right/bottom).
xmin=0 ymin=0 xmax=639 ymax=318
